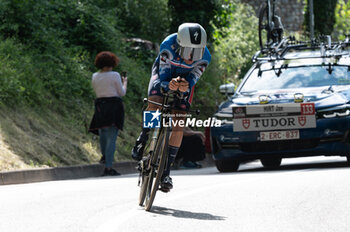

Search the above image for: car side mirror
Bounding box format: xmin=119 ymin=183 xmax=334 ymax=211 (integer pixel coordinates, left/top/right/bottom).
xmin=219 ymin=83 xmax=235 ymax=96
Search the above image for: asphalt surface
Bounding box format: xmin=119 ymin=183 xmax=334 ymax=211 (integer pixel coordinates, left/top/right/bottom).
xmin=1 ymin=157 xmax=350 ymax=232
xmin=0 ymin=156 xmax=215 ymax=185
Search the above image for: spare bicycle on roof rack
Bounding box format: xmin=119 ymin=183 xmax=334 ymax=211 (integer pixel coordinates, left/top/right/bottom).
xmin=258 ymin=0 xmax=284 ymax=52
xmin=257 ymin=0 xmax=350 ymax=59
xmin=208 ymin=0 xmax=350 ymax=173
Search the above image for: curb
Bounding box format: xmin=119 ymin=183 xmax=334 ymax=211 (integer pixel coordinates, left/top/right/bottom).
xmin=0 ymin=161 xmax=138 ymax=186
xmin=0 ymin=156 xmax=215 ymax=186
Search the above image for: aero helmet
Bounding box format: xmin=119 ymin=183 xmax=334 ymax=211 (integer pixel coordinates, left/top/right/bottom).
xmin=176 ymin=23 xmax=207 ymax=61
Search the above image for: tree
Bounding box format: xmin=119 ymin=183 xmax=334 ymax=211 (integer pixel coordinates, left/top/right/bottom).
xmin=212 ymin=1 xmax=259 ymax=80
xmin=333 ymin=0 xmax=350 ymax=40
xmin=304 ymin=0 xmax=338 ymax=37
xmin=168 ymin=0 xmax=220 ymax=41
xmin=115 ymin=0 xmax=170 ymax=43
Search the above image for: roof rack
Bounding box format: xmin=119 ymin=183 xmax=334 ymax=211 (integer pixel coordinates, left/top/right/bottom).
xmin=252 ymin=35 xmax=350 ymax=63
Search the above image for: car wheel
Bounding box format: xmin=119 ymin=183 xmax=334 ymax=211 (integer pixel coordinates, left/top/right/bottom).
xmin=346 ymin=155 xmax=350 ymax=164
xmin=215 ymin=160 xmax=240 ymax=172
xmin=260 ymin=157 xmax=282 ymax=169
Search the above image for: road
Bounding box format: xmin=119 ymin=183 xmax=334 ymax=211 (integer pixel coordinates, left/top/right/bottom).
xmin=1 ymin=156 xmax=350 ymax=232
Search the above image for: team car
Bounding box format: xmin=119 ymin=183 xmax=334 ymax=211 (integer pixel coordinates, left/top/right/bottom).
xmin=208 ymin=35 xmax=350 ymax=172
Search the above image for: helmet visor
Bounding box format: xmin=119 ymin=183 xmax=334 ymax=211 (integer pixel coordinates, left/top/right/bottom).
xmin=179 ymin=47 xmax=204 ymax=61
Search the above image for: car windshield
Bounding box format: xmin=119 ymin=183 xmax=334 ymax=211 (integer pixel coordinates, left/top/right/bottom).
xmin=240 ymin=65 xmax=350 ymax=93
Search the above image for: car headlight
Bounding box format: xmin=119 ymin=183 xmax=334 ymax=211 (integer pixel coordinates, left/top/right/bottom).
xmin=317 ymin=105 xmax=350 ymax=118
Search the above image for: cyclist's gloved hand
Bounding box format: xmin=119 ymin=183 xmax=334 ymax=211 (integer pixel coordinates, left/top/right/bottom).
xmin=178 ymin=78 xmax=189 ymax=93
xmin=169 ymin=78 xmax=180 ymax=91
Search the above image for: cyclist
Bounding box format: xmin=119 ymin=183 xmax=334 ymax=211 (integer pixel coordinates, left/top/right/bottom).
xmin=132 ymin=22 xmax=211 ymax=192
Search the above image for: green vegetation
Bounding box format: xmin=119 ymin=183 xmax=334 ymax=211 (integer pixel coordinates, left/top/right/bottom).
xmin=115 ymin=0 xmax=170 ymax=42
xmin=304 ymin=0 xmax=338 ymax=37
xmin=168 ymin=0 xmax=220 ymax=41
xmin=212 ymin=1 xmax=259 ymax=82
xmin=333 ymin=0 xmax=350 ymax=40
xmin=0 ymin=0 xmax=152 ymax=170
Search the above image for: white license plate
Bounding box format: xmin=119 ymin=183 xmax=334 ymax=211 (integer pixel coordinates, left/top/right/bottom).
xmin=260 ymin=130 xmax=300 ymax=141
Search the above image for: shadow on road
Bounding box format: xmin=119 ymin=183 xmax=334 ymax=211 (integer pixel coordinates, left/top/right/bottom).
xmin=239 ymin=160 xmax=350 ymax=173
xmin=172 ymin=158 xmax=350 ymax=177
xmin=151 ymin=206 xmax=226 ymax=221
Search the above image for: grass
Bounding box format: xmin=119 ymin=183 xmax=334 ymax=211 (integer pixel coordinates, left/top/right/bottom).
xmin=0 ymin=101 xmax=148 ymax=171
xmin=0 ymin=105 xmax=100 ymax=171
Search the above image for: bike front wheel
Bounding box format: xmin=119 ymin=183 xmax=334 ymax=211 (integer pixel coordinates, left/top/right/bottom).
xmin=144 ymin=127 xmax=169 ymax=211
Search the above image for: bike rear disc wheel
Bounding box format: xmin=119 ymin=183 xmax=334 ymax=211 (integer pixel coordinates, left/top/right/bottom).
xmin=144 ymin=128 xmax=169 ymax=211
xmin=139 ymin=178 xmax=148 ymax=206
xmin=138 ymin=160 xmax=150 ymax=206
xmin=138 ymin=130 xmax=154 ymax=206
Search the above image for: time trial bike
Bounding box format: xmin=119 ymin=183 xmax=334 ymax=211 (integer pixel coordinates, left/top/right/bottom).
xmin=137 ymin=89 xmax=187 ymax=211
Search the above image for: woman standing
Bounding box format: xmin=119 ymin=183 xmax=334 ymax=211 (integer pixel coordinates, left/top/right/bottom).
xmin=89 ymin=51 xmax=127 ymax=176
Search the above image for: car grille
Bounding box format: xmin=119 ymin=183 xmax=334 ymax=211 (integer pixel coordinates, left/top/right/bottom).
xmin=239 ymin=139 xmax=320 ymax=152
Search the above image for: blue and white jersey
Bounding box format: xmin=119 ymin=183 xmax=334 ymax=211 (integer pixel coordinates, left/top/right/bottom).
xmin=148 ymin=33 xmax=211 ymax=103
